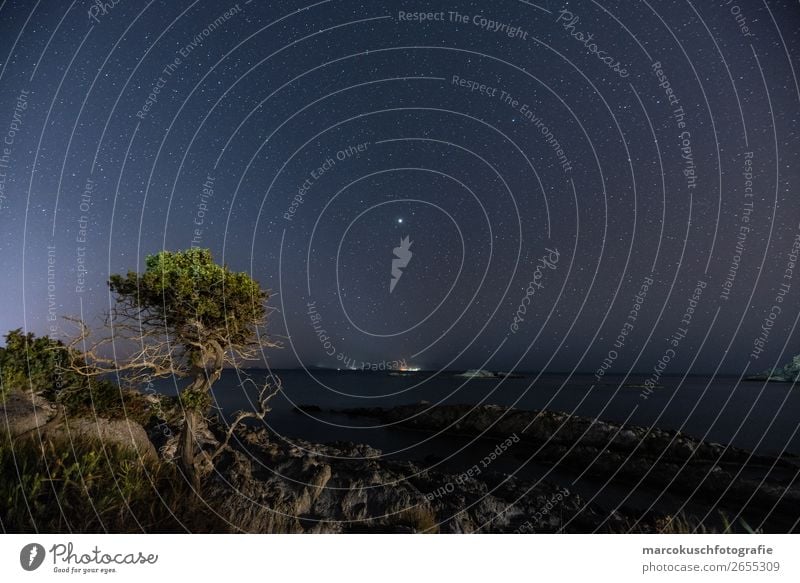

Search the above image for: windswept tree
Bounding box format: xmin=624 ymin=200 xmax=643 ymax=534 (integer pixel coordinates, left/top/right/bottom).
xmin=68 ymin=248 xmax=279 ymax=486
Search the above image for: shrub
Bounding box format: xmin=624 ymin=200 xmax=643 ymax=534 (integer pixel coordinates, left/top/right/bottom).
xmin=0 ymin=329 xmax=139 ymax=419
xmin=0 ymin=434 xmax=226 ymax=533
xmin=1 ymin=329 xmax=80 ymax=397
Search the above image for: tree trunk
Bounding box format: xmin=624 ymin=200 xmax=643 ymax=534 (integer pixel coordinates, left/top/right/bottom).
xmin=180 ymin=408 xmax=201 ymax=490
xmin=178 ymin=343 xmax=225 ymax=490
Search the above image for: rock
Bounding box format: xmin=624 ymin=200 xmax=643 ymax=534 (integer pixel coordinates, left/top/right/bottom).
xmin=0 ymin=389 xmax=57 ymax=437
xmin=308 ymin=463 xmax=332 ymax=494
xmin=40 ymin=415 xmax=158 ymax=461
xmin=615 ymin=429 xmax=639 ymax=447
xmin=201 ymin=429 xmax=612 ymax=534
xmin=335 ymin=402 xmax=800 ymax=521
xmin=2 ymin=389 xmax=159 ymax=461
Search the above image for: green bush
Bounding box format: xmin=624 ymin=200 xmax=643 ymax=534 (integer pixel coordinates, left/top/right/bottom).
xmin=1 ymin=329 xmax=79 ymax=397
xmin=0 ymin=329 xmax=140 ymax=419
xmin=0 ymin=434 xmax=226 ymax=533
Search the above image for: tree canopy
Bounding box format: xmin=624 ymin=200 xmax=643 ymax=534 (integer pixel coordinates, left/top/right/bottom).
xmin=109 ymin=248 xmax=268 ymax=352
xmin=71 ymin=248 xmax=276 ymax=386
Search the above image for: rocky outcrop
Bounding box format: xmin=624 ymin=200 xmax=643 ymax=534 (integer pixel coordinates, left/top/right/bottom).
xmin=0 ymin=389 xmax=57 ymax=436
xmin=203 ymin=427 xmax=621 ymax=533
xmin=337 ymin=403 xmax=800 ymax=519
xmin=1 ymin=389 xmax=157 ymax=460
xmin=42 ymin=415 xmax=158 ymax=461
xmin=748 ymin=354 xmax=800 ymax=382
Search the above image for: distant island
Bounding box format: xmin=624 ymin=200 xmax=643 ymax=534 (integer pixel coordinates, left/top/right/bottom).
xmin=455 ymin=369 xmax=525 ymax=379
xmin=747 ymin=354 xmax=800 ymax=382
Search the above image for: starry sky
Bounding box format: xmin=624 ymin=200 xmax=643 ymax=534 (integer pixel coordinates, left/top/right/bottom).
xmin=0 ymin=0 xmax=798 ymax=376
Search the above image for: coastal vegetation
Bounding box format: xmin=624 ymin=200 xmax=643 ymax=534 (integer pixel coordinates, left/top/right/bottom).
xmin=0 ymin=329 xmax=220 ymax=532
xmin=1 ymin=248 xmax=276 ymax=531
xmin=0 ymin=433 xmax=223 ymax=533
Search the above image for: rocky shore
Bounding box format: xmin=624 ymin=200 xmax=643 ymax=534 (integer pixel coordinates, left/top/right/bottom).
xmin=203 ymin=427 xmax=626 ymax=533
xmin=336 ymin=403 xmax=800 ymax=528
xmin=5 ymin=388 xmax=798 ymax=532
xmin=1 ymin=389 xmax=629 ymax=533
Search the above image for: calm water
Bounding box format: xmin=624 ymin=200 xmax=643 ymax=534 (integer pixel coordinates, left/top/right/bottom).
xmin=153 ymin=369 xmax=800 ymax=458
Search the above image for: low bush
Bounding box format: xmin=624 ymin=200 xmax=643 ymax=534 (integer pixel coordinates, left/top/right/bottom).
xmin=0 ymin=434 xmax=226 ymax=533
xmin=0 ymin=329 xmax=145 ymax=420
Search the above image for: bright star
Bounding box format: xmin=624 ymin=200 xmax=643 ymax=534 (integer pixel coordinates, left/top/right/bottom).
xmin=397 ymin=218 xmax=403 ymax=224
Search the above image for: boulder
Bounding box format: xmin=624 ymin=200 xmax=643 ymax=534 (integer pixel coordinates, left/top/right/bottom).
xmin=0 ymin=389 xmax=57 ymax=437
xmin=40 ymin=415 xmax=158 ymax=461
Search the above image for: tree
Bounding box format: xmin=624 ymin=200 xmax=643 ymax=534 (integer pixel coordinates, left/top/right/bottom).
xmin=67 ymin=248 xmax=279 ymax=487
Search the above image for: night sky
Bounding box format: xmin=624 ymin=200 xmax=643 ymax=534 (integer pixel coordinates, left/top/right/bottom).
xmin=0 ymin=0 xmax=798 ymax=377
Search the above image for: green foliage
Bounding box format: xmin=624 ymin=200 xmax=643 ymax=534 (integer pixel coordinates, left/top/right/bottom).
xmin=180 ymin=388 xmax=212 ymax=412
xmin=0 ymin=434 xmax=225 ymax=533
xmin=109 ymin=248 xmax=267 ymax=348
xmin=0 ymin=329 xmax=80 ymax=398
xmin=0 ymin=329 xmax=136 ymax=419
xmin=58 ymin=381 xmax=158 ymax=425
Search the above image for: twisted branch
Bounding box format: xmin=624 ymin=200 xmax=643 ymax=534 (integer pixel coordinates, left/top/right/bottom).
xmin=208 ymin=374 xmax=283 ymax=462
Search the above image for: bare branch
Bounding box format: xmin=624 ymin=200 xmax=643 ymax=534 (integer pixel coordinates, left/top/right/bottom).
xmin=61 ymin=315 xmax=188 ymax=387
xmin=208 ymin=373 xmax=282 ymax=462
